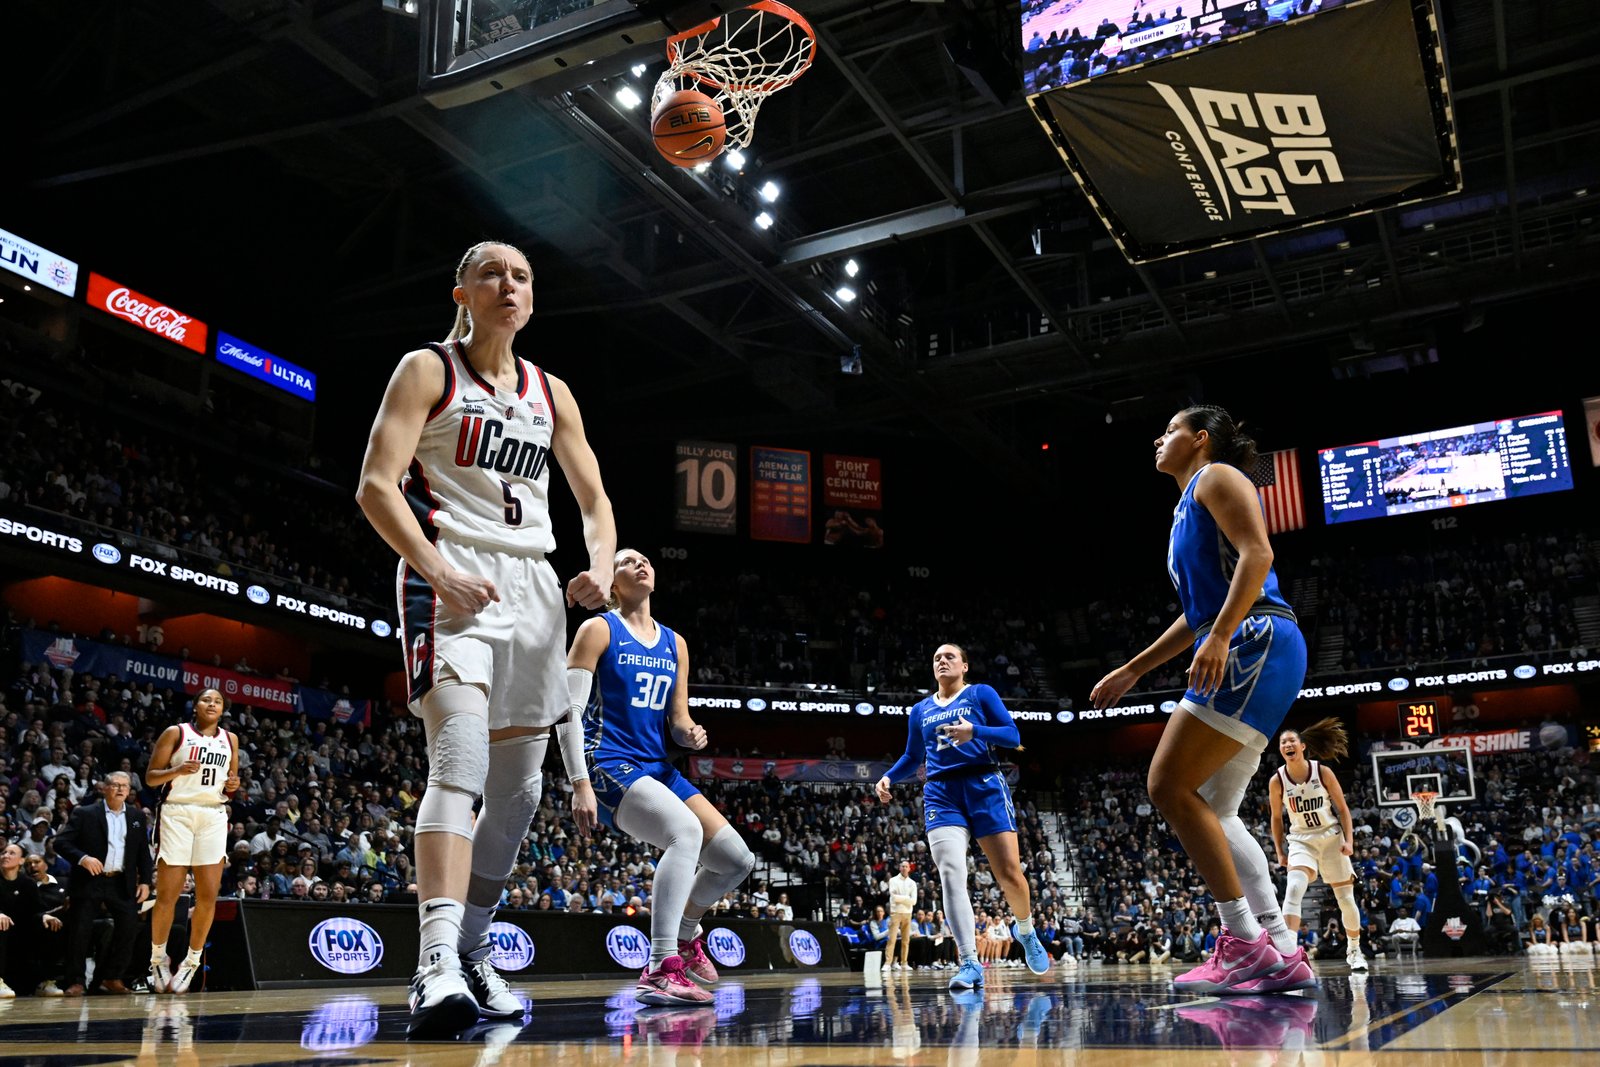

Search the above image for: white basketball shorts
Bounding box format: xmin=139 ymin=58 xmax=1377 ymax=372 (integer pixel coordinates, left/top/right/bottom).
xmin=398 ymin=538 xmax=567 ymax=730
xmin=1287 ymin=829 xmax=1354 ymax=883
xmin=158 ymin=804 xmax=229 ymax=868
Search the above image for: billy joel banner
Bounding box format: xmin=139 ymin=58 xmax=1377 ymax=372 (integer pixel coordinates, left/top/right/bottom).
xmin=1029 ymin=0 xmax=1459 ymax=262
xmin=674 ymin=440 xmax=738 ymax=535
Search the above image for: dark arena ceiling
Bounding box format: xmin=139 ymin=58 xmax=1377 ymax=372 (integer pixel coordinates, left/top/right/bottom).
xmin=10 ymin=0 xmax=1600 ymax=493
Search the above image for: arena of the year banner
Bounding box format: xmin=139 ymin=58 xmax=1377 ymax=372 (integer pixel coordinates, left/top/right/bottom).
xmin=1029 ymin=0 xmax=1459 ymax=262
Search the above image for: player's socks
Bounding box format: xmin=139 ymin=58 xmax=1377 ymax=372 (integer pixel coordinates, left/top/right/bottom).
xmin=1258 ymin=910 xmax=1297 ymax=956
xmin=1216 ymin=897 xmax=1263 ymax=941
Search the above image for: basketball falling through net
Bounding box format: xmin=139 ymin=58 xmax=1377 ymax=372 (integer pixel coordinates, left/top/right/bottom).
xmin=650 ymin=0 xmax=816 ymax=168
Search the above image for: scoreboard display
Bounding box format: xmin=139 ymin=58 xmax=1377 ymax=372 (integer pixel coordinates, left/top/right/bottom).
xmin=1318 ymin=412 xmax=1573 ymax=525
xmin=1397 ymin=700 xmax=1440 ymax=741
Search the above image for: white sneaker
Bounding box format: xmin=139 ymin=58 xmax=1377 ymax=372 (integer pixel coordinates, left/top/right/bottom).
xmin=408 ymin=956 xmax=478 ymax=1039
xmin=35 ymin=981 xmax=65 ymax=997
xmin=1348 ymin=951 xmax=1369 ymax=972
xmin=150 ymin=958 xmax=173 ymax=994
xmin=169 ymin=956 xmax=202 ymax=995
xmin=0 ymin=980 xmax=14 ymax=999
xmin=462 ymin=954 xmax=524 ymax=1019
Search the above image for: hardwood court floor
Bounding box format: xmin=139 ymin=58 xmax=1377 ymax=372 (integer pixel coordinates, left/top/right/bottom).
xmin=0 ymin=956 xmax=1595 ymax=1066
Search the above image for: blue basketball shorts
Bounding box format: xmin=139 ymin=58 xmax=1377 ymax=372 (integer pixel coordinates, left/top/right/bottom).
xmin=924 ymin=770 xmax=1018 ymax=840
xmin=1182 ymin=612 xmax=1308 ymax=746
xmin=589 ymin=757 xmax=702 ymax=828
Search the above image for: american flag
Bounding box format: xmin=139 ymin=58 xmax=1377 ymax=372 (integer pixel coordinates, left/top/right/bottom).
xmin=1249 ymin=449 xmax=1306 ymax=533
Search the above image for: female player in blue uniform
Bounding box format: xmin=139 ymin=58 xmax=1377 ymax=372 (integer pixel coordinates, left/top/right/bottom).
xmin=875 ymin=644 xmax=1051 ymax=992
xmin=1091 ymin=405 xmax=1311 ymax=994
xmin=566 ymin=548 xmax=754 ymax=1006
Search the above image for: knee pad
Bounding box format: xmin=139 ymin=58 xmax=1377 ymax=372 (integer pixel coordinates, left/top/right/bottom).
xmin=699 ymin=824 xmax=755 ymax=877
xmin=472 ymin=735 xmax=548 ymax=881
xmin=928 ymin=826 xmax=971 ymax=887
xmin=416 ymin=782 xmax=477 ymax=840
xmin=420 ymin=682 xmax=490 ymax=794
xmin=1283 ymin=869 xmax=1311 ymax=918
xmin=1332 ymin=882 xmax=1361 ymax=930
xmin=1197 ymin=746 xmax=1263 ymax=818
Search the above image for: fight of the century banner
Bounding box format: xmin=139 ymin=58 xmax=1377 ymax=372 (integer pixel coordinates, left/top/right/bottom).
xmin=1030 ymin=0 xmax=1459 ymax=261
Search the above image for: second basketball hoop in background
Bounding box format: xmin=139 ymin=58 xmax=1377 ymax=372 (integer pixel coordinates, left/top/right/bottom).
xmin=652 ymin=89 xmax=727 ymax=167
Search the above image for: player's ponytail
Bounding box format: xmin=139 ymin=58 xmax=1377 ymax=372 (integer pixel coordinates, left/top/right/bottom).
xmin=1295 ymin=717 xmax=1350 ymax=761
xmin=447 ymin=239 xmax=534 ymax=342
xmin=1180 ymin=404 xmax=1259 ymax=471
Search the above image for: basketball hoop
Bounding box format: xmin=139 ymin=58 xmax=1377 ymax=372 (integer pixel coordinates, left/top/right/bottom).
xmin=1411 ymin=790 xmax=1440 ymax=830
xmin=655 ymin=0 xmax=816 ymax=151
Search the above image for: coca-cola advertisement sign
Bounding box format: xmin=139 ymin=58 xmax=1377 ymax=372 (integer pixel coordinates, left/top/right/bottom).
xmin=86 ymin=272 xmax=207 ymax=353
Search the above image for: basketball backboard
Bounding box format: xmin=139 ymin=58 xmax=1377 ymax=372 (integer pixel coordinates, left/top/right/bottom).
xmin=420 ymin=0 xmax=728 ymax=108
xmin=1371 ymin=743 xmax=1475 ymax=808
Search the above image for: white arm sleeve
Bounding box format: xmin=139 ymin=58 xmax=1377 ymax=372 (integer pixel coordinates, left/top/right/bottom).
xmin=560 ymin=668 xmax=593 ymax=782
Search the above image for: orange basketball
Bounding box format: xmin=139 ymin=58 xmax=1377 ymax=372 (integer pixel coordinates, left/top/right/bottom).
xmin=651 ymin=89 xmax=727 ymax=167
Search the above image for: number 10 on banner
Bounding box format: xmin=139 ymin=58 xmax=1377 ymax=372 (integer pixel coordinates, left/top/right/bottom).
xmin=674 ymin=440 xmax=737 ymax=535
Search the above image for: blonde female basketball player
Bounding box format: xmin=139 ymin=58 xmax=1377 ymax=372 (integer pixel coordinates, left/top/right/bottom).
xmin=1269 ymin=719 xmax=1366 ymax=972
xmin=357 ymin=240 xmax=615 ymax=1038
xmin=145 ymin=688 xmax=238 ymax=994
xmin=568 ymin=548 xmax=753 ymax=1006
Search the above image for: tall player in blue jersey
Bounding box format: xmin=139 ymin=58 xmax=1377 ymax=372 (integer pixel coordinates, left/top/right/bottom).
xmin=875 ymin=644 xmax=1051 ymax=992
xmin=566 ymin=548 xmax=754 ymax=1006
xmin=1091 ymin=406 xmax=1312 ymax=995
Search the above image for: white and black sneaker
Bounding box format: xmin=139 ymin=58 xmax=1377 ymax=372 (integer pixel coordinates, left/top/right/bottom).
xmin=169 ymin=957 xmax=202 ymax=995
xmin=462 ymin=953 xmax=525 ymax=1019
xmin=1347 ymin=949 xmax=1369 ymax=973
xmin=408 ymin=956 xmax=478 ymax=1039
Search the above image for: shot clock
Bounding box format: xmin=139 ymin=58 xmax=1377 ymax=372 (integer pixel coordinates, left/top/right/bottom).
xmin=1397 ymin=700 xmax=1440 ymax=741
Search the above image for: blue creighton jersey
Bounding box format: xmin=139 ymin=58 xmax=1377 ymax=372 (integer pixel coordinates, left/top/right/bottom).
xmin=585 ymin=611 xmax=680 ymax=766
xmin=1167 ymin=464 xmax=1292 ymax=633
xmin=889 ymin=683 xmax=1020 ymax=783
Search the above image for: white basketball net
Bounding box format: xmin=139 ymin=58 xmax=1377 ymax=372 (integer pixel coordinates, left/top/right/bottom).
xmin=1412 ymin=791 xmax=1441 ymax=831
xmin=654 ymin=2 xmax=816 ymax=151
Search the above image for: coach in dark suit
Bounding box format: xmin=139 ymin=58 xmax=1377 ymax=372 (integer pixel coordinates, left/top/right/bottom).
xmin=54 ymin=772 xmax=152 ymax=995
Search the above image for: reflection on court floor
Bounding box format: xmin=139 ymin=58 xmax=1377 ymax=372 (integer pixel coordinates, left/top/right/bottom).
xmin=0 ymin=957 xmax=1595 ymax=1066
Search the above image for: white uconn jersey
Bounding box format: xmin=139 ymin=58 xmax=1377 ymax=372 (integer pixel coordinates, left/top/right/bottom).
xmin=163 ymin=723 xmax=232 ymax=805
xmin=403 ymin=341 xmax=557 ymax=556
xmin=1279 ymin=761 xmax=1335 ymax=835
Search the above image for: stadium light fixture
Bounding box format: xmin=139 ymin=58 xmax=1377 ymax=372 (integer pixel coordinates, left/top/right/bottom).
xmin=755 ymin=212 xmax=774 ymax=230
xmin=632 ymin=63 xmax=648 ymax=78
xmin=835 ymin=286 xmax=857 ymax=303
xmin=615 ymin=85 xmax=642 ymax=109
xmin=844 ymin=259 xmax=859 ymax=278
xmin=760 ymin=180 xmax=780 ymax=202
xmin=726 ymin=149 xmax=747 ymax=170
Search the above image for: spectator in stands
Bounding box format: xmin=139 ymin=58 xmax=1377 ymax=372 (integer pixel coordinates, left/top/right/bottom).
xmin=1 ymin=842 xmax=64 ymax=998
xmin=866 ymin=905 xmax=890 ymax=951
xmin=1526 ymin=912 xmax=1556 ymax=955
xmin=1555 ymin=905 xmax=1594 ymax=958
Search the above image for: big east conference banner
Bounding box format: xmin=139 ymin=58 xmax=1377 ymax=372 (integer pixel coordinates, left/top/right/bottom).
xmin=1030 ymin=0 xmax=1459 ymax=261
xmin=86 ymin=272 xmax=208 ymax=353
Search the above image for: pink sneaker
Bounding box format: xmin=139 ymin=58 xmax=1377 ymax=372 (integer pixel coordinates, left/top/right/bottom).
xmin=1172 ymin=928 xmax=1284 ymax=994
xmin=677 ymin=937 xmax=719 ymax=984
xmin=635 ymin=955 xmax=715 ymax=1006
xmin=1177 ymin=995 xmax=1319 ymax=1051
xmin=1230 ymin=946 xmax=1318 ymax=994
